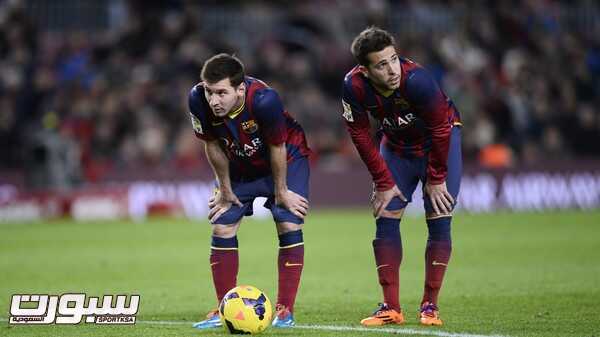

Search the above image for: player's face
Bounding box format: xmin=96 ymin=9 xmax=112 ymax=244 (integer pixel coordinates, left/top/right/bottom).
xmin=204 ymin=78 xmax=245 ymax=117
xmin=363 ymin=45 xmax=401 ymax=91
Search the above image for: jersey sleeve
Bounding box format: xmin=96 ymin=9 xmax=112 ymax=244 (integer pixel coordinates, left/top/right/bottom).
xmin=342 ymin=78 xmax=395 ymax=191
xmin=253 ymin=88 xmax=287 ymax=145
xmin=405 ymin=68 xmax=452 ymax=184
xmin=187 ymin=86 xmax=216 ymax=141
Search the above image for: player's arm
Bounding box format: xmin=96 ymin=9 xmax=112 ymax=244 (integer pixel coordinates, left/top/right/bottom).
xmin=255 ymin=89 xmax=308 ymax=219
xmin=268 ymin=142 xmax=308 ymax=219
xmin=203 ymin=140 xmax=243 ymax=222
xmin=341 ymin=80 xmax=406 ymax=218
xmin=406 ymin=68 xmax=453 ymax=214
xmin=188 ymin=88 xmax=241 ymax=223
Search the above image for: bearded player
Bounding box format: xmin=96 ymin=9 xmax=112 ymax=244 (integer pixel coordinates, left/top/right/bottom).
xmin=189 ymin=54 xmax=311 ymax=329
xmin=341 ymin=27 xmax=462 ymax=326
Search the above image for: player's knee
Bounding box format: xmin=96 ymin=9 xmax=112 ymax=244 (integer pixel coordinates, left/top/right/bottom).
xmin=381 ymin=208 xmax=404 ymax=219
xmin=426 ymin=211 xmax=453 ymax=219
xmin=212 ymin=224 xmax=239 ymax=238
xmin=425 ymin=216 xmax=452 ymax=242
xmin=276 ymin=222 xmax=302 ymax=235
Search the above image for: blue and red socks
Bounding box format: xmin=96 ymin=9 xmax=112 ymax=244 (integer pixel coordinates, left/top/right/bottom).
xmin=372 ymin=215 xmax=452 ymax=309
xmin=423 ymin=216 xmax=452 ymax=305
xmin=277 ymin=230 xmax=304 ymax=312
xmin=210 ymin=236 xmax=239 ymax=304
xmin=210 ymin=231 xmax=304 ymax=312
xmin=373 ymin=217 xmax=402 ymax=311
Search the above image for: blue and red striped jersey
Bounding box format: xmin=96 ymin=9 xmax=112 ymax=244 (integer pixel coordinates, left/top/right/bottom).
xmin=342 ymin=58 xmax=461 ymax=189
xmin=188 ymin=76 xmax=311 ymax=182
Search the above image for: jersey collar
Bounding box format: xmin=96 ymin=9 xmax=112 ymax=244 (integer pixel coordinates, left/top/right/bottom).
xmin=227 ymin=100 xmax=245 ymax=119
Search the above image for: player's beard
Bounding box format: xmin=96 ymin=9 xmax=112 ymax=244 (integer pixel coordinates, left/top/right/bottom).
xmin=388 ymin=75 xmax=401 ymax=89
xmin=372 ymin=76 xmax=399 ymax=92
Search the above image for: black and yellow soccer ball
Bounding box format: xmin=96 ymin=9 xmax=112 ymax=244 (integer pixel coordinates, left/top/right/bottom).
xmin=219 ymin=285 xmax=273 ymax=334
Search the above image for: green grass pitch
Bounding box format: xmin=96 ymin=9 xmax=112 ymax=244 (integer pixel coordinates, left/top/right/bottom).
xmin=1 ymin=210 xmax=599 ymax=337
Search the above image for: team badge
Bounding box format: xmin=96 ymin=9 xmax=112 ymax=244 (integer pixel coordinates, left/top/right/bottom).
xmin=241 ymin=120 xmax=259 ymax=134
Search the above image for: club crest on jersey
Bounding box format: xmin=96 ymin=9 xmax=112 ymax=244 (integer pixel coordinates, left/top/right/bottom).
xmin=241 ymin=120 xmax=259 ymax=134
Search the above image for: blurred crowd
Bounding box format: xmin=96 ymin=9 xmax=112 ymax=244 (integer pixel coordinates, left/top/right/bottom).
xmin=1 ymin=0 xmax=599 ymax=188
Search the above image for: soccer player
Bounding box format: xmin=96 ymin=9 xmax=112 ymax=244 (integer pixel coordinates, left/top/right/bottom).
xmin=341 ymin=27 xmax=462 ymax=326
xmin=188 ymin=54 xmax=311 ymax=329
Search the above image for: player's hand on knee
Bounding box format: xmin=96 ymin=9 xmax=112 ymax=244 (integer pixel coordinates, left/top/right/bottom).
xmin=424 ymin=181 xmax=454 ymax=215
xmin=275 ymin=190 xmax=309 ymax=219
xmin=372 ymin=185 xmax=407 ymax=219
xmin=208 ymin=190 xmax=242 ymax=223
xmin=208 ymin=194 xmax=216 ymax=208
xmin=209 ymin=190 xmax=241 ymax=207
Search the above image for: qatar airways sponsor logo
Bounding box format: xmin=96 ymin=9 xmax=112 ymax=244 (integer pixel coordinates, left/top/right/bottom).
xmin=9 ymin=294 xmax=139 ymax=325
xmin=221 ymin=137 xmax=263 ymax=158
xmin=382 ymin=113 xmax=417 ymax=130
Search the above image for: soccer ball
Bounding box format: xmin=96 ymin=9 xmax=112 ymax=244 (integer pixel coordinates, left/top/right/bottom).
xmin=219 ymin=285 xmax=273 ymax=334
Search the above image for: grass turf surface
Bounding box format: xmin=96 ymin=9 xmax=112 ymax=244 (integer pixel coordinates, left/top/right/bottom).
xmin=1 ymin=210 xmax=599 ymax=337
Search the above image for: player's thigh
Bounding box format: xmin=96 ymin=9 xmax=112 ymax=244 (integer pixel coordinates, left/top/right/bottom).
xmin=212 ymin=220 xmax=242 ymax=238
xmin=445 ymin=127 xmax=462 ymax=200
xmin=423 ymin=126 xmax=462 ymax=216
xmin=380 ymin=146 xmax=420 ymax=212
xmin=285 ymin=157 xmax=310 ymax=200
xmin=210 ymin=200 xmax=254 ymax=225
xmin=211 ymin=180 xmax=258 ymax=225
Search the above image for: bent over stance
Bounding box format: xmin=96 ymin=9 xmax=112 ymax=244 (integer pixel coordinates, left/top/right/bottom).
xmin=189 ymin=54 xmax=311 ymax=329
xmin=342 ymin=27 xmax=462 ymax=327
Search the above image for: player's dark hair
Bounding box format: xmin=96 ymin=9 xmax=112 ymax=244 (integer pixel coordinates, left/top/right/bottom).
xmin=351 ymin=27 xmax=396 ymax=67
xmin=201 ymin=53 xmax=245 ymax=87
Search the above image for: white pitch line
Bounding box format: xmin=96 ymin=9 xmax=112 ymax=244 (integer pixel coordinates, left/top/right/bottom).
xmin=135 ymin=321 xmax=509 ymax=337
xmin=1 ymin=318 xmax=509 ymax=337
xmin=293 ymin=324 xmax=509 ymax=337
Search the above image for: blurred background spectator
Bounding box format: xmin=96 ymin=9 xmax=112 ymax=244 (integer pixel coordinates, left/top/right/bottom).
xmin=1 ymin=0 xmax=599 ymax=189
